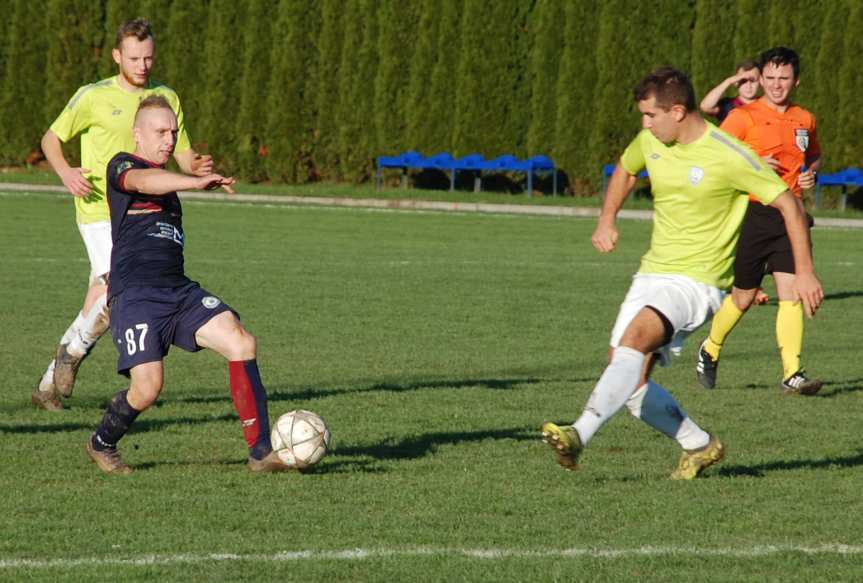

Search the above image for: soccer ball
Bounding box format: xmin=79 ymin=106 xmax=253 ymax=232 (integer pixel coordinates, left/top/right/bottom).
xmin=271 ymin=410 xmax=331 ymax=469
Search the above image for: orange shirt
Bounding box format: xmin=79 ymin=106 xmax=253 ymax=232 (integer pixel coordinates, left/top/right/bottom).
xmin=720 ymin=97 xmax=820 ymax=198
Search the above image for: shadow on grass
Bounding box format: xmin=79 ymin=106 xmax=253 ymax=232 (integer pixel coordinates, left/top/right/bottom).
xmin=316 ymin=426 xmax=538 ymax=474
xmin=814 ymin=377 xmax=863 ymax=397
xmin=336 ymin=426 xmax=535 ymax=461
xmin=0 ymin=413 xmax=236 ymax=435
xmin=109 ymin=427 xmax=537 ymax=475
xmin=171 ymin=376 xmax=551 ymax=406
xmin=0 ymin=420 xmax=93 ymax=434
xmin=824 ymin=290 xmax=863 ymax=301
xmin=717 ymin=449 xmax=863 ymax=478
xmin=741 ymin=382 xmax=771 ymax=390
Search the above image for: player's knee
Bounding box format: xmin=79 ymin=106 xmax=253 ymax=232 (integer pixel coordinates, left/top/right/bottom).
xmin=129 ymin=378 xmax=163 ymax=410
xmin=226 ymin=327 xmax=256 ymax=361
xmin=731 ymin=288 xmax=757 ymax=311
xmin=238 ymin=329 xmax=256 ymax=357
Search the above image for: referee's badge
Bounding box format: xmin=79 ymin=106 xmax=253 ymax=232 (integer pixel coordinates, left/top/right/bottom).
xmin=795 ymin=129 xmax=809 ymax=152
xmin=688 ymin=166 xmax=705 ymax=185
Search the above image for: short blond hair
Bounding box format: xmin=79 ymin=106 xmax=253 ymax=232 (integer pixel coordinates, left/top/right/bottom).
xmin=134 ymin=95 xmax=173 ymax=126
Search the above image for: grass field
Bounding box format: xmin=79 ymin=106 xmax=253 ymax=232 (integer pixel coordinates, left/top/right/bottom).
xmin=2 ymin=191 xmax=862 ymax=582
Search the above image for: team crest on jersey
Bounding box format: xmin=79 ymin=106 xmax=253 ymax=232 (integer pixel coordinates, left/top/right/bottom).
xmin=116 ymin=160 xmax=134 ymax=176
xmin=795 ymin=129 xmax=809 ymax=152
xmin=202 ymin=296 xmax=221 ymax=309
xmin=688 ymin=166 xmax=705 ymax=185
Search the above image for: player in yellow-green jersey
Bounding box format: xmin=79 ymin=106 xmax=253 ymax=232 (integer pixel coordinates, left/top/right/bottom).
xmin=541 ymin=67 xmax=823 ymax=479
xmin=33 ymin=18 xmax=222 ymax=411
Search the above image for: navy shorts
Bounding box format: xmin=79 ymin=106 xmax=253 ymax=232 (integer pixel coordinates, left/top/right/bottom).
xmin=109 ymin=282 xmax=236 ymax=376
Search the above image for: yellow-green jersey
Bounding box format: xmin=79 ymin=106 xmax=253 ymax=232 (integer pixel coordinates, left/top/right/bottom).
xmin=620 ymin=122 xmax=787 ymax=289
xmin=49 ymin=75 xmax=192 ymax=224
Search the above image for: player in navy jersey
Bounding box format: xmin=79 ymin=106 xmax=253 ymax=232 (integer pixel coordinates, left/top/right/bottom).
xmin=86 ymin=95 xmax=292 ymax=474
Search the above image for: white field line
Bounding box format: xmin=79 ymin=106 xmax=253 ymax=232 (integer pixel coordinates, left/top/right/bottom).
xmin=3 ymin=544 xmax=863 ymax=569
xmin=5 ymin=185 xmax=863 ymax=229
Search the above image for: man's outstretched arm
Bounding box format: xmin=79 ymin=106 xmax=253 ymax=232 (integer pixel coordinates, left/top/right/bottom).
xmin=123 ymin=168 xmax=235 ymax=196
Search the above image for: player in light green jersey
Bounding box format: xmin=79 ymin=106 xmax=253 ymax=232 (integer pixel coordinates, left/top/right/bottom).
xmin=542 ymin=67 xmax=823 ymax=479
xmin=33 ymin=18 xmax=223 ymax=411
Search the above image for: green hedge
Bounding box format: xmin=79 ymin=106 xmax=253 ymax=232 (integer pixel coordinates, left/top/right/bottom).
xmin=2 ymin=0 xmax=857 ymax=191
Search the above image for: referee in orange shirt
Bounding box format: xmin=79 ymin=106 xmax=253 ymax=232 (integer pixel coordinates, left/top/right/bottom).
xmin=696 ymin=47 xmax=822 ymax=395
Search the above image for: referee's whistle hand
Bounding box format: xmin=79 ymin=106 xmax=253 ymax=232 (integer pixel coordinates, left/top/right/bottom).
xmin=794 ymin=272 xmax=823 ymax=318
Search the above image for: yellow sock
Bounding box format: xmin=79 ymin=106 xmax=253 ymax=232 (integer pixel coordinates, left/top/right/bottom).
xmin=704 ymin=295 xmax=744 ymax=359
xmin=777 ymin=300 xmax=803 ymax=379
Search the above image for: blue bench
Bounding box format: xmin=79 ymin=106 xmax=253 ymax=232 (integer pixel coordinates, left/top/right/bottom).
xmin=376 ymin=151 xmax=557 ymax=196
xmin=815 ymin=168 xmax=863 ymax=210
xmin=601 ymin=163 xmax=649 ymax=194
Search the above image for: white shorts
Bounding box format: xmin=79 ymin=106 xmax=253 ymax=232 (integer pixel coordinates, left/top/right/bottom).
xmin=609 ymin=273 xmax=724 ymax=366
xmin=77 ymin=221 xmax=112 ymax=284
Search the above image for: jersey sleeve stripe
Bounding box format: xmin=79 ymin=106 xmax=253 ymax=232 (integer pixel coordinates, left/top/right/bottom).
xmin=709 ymin=130 xmax=761 ymax=170
xmin=66 ymin=78 xmax=112 ymax=110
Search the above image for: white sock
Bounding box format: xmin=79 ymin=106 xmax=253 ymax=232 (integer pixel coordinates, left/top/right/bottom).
xmin=573 ymin=346 xmax=645 ymax=445
xmin=60 ymin=312 xmax=85 ymax=345
xmin=626 ymin=380 xmax=709 ymax=450
xmin=38 ymin=313 xmax=86 ymax=392
xmin=38 ymin=360 xmax=56 ymax=393
xmin=67 ymin=294 xmax=109 ymax=357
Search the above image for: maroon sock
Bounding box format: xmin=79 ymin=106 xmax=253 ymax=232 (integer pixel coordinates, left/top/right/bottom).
xmin=229 ymin=359 xmax=272 ymax=459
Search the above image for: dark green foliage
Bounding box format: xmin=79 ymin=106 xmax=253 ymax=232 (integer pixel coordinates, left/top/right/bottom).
xmin=337 ymin=0 xmax=379 ymax=182
xmin=589 ymin=0 xmax=693 ymax=183
xmin=815 ymin=0 xmax=848 ymax=171
xmin=0 ymin=1 xmax=860 ymax=187
xmin=162 ymin=0 xmax=206 ymax=145
xmin=733 ymin=0 xmax=764 ymax=60
xmin=334 ymin=0 xmax=364 ymax=182
xmin=838 ymin=1 xmax=863 ymax=168
xmin=691 ymin=0 xmax=737 ymax=99
xmin=788 ymin=1 xmax=823 ymax=109
xmin=313 ymin=0 xmax=345 ymax=179
xmin=234 ymin=0 xmax=275 ymax=182
xmin=265 ymin=0 xmax=320 ymax=183
xmin=553 ymin=0 xmax=598 ymax=193
xmin=199 ymin=0 xmax=245 ymax=170
xmin=424 ymin=0 xmax=463 ymax=154
xmin=43 ymin=0 xmax=105 ymax=166
xmin=138 ymin=0 xmax=172 ymax=47
xmin=453 ymin=0 xmax=526 ymax=157
xmin=767 ymin=0 xmax=794 ymax=47
xmin=0 ymin=0 xmax=48 ymax=164
xmin=373 ymin=2 xmax=419 ymax=156
xmin=587 ymin=0 xmax=647 ymax=181
xmin=526 ymin=0 xmax=562 ymax=157
xmin=648 ymin=1 xmax=693 ymax=75
xmin=98 ymin=0 xmax=141 ymax=78
xmin=508 ymin=2 xmax=534 ymax=157
xmin=404 ymin=0 xmax=441 ymax=154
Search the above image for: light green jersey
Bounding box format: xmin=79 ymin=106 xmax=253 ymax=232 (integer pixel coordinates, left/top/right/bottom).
xmin=620 ymin=122 xmax=787 ymax=289
xmin=50 ymin=76 xmax=192 ymax=224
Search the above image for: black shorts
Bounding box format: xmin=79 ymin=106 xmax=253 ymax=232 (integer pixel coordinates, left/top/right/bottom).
xmin=109 ymin=282 xmax=235 ymax=376
xmin=733 ymin=201 xmax=814 ymax=290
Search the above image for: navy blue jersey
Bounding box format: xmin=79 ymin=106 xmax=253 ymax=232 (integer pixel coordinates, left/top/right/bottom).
xmin=106 ymin=152 xmax=190 ymax=299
